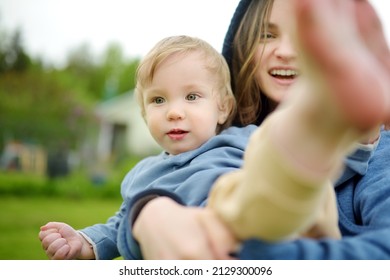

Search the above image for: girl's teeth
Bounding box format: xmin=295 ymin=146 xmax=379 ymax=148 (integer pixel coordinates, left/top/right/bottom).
xmin=271 ymin=69 xmax=298 ymax=76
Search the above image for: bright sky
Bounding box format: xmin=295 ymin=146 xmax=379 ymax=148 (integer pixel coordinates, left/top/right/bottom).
xmin=0 ymin=0 xmax=389 ymax=67
xmin=0 ymin=0 xmax=239 ymax=67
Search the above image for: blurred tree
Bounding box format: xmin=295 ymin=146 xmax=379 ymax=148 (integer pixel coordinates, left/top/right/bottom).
xmin=0 ymin=70 xmax=95 ymax=148
xmin=118 ymin=59 xmax=139 ymax=94
xmin=66 ymin=43 xmax=95 ymax=77
xmin=0 ymin=23 xmax=140 ymax=173
xmin=97 ymin=42 xmax=139 ymax=99
xmin=63 ymin=42 xmax=139 ymax=101
xmin=0 ymin=28 xmax=31 ymax=72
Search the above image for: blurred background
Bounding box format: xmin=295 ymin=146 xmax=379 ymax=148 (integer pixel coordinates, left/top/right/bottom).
xmin=0 ymin=0 xmax=239 ymax=260
xmin=0 ymin=0 xmax=388 ymax=259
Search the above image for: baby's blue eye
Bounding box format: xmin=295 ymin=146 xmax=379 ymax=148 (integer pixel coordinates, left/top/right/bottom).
xmin=186 ymin=93 xmax=199 ymax=101
xmin=154 ymin=97 xmax=165 ymax=104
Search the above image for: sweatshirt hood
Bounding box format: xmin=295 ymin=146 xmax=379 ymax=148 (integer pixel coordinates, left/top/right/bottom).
xmin=222 ymin=0 xmax=252 ymax=69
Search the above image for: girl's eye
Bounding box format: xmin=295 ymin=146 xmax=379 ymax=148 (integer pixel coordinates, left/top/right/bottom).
xmin=153 ymin=97 xmax=165 ymax=104
xmin=260 ymin=32 xmax=275 ymax=41
xmin=186 ymin=93 xmax=199 ymax=101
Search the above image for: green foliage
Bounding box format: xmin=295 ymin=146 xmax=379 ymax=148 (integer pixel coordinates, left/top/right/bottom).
xmin=0 ymin=172 xmax=46 ymax=196
xmin=0 ymin=28 xmax=31 ymax=72
xmin=0 ymin=171 xmax=114 ymax=199
xmin=63 ymin=42 xmax=140 ymax=101
xmin=118 ymin=60 xmax=139 ymax=94
xmin=0 ymin=69 xmax=95 ymax=149
xmin=0 ymin=23 xmax=142 ymax=184
xmin=0 ymin=154 xmax=142 ymax=199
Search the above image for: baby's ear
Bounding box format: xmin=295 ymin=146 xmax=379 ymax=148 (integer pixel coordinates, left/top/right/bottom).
xmin=218 ymin=98 xmax=235 ymax=125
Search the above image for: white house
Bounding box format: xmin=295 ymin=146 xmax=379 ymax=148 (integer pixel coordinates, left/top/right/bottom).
xmin=95 ymin=91 xmax=161 ymax=161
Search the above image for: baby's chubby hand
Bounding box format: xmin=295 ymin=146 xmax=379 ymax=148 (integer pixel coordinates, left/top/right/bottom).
xmin=39 ymin=222 xmax=92 ymax=260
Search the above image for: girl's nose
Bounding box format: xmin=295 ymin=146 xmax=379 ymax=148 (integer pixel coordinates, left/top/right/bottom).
xmin=275 ymin=35 xmax=297 ymax=61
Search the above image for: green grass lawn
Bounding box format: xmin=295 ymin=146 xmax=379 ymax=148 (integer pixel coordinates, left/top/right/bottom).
xmin=0 ymin=196 xmax=122 ymax=259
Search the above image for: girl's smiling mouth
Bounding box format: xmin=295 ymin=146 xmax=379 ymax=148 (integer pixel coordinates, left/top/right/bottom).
xmin=269 ymin=68 xmax=299 ymax=79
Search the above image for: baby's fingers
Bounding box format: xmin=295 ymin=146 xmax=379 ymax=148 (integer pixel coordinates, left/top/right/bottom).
xmin=45 ymin=237 xmax=70 ymax=260
xmin=50 ymin=241 xmax=71 ymax=260
xmin=40 ymin=231 xmax=62 ymax=250
xmin=38 ymin=227 xmax=58 ymax=242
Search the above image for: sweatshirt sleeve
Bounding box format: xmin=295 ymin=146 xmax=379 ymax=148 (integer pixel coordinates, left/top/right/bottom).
xmin=238 ymin=227 xmax=390 ymax=259
xmin=238 ymin=129 xmax=390 ymax=260
xmin=118 ymin=189 xmax=185 ymax=260
xmin=79 ymin=201 xmax=127 ymax=260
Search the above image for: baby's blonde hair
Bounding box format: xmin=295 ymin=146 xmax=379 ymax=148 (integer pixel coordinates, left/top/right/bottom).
xmin=135 ymin=35 xmax=236 ymax=132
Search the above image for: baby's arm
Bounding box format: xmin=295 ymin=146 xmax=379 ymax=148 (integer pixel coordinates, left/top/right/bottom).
xmin=39 ymin=222 xmax=95 ymax=260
